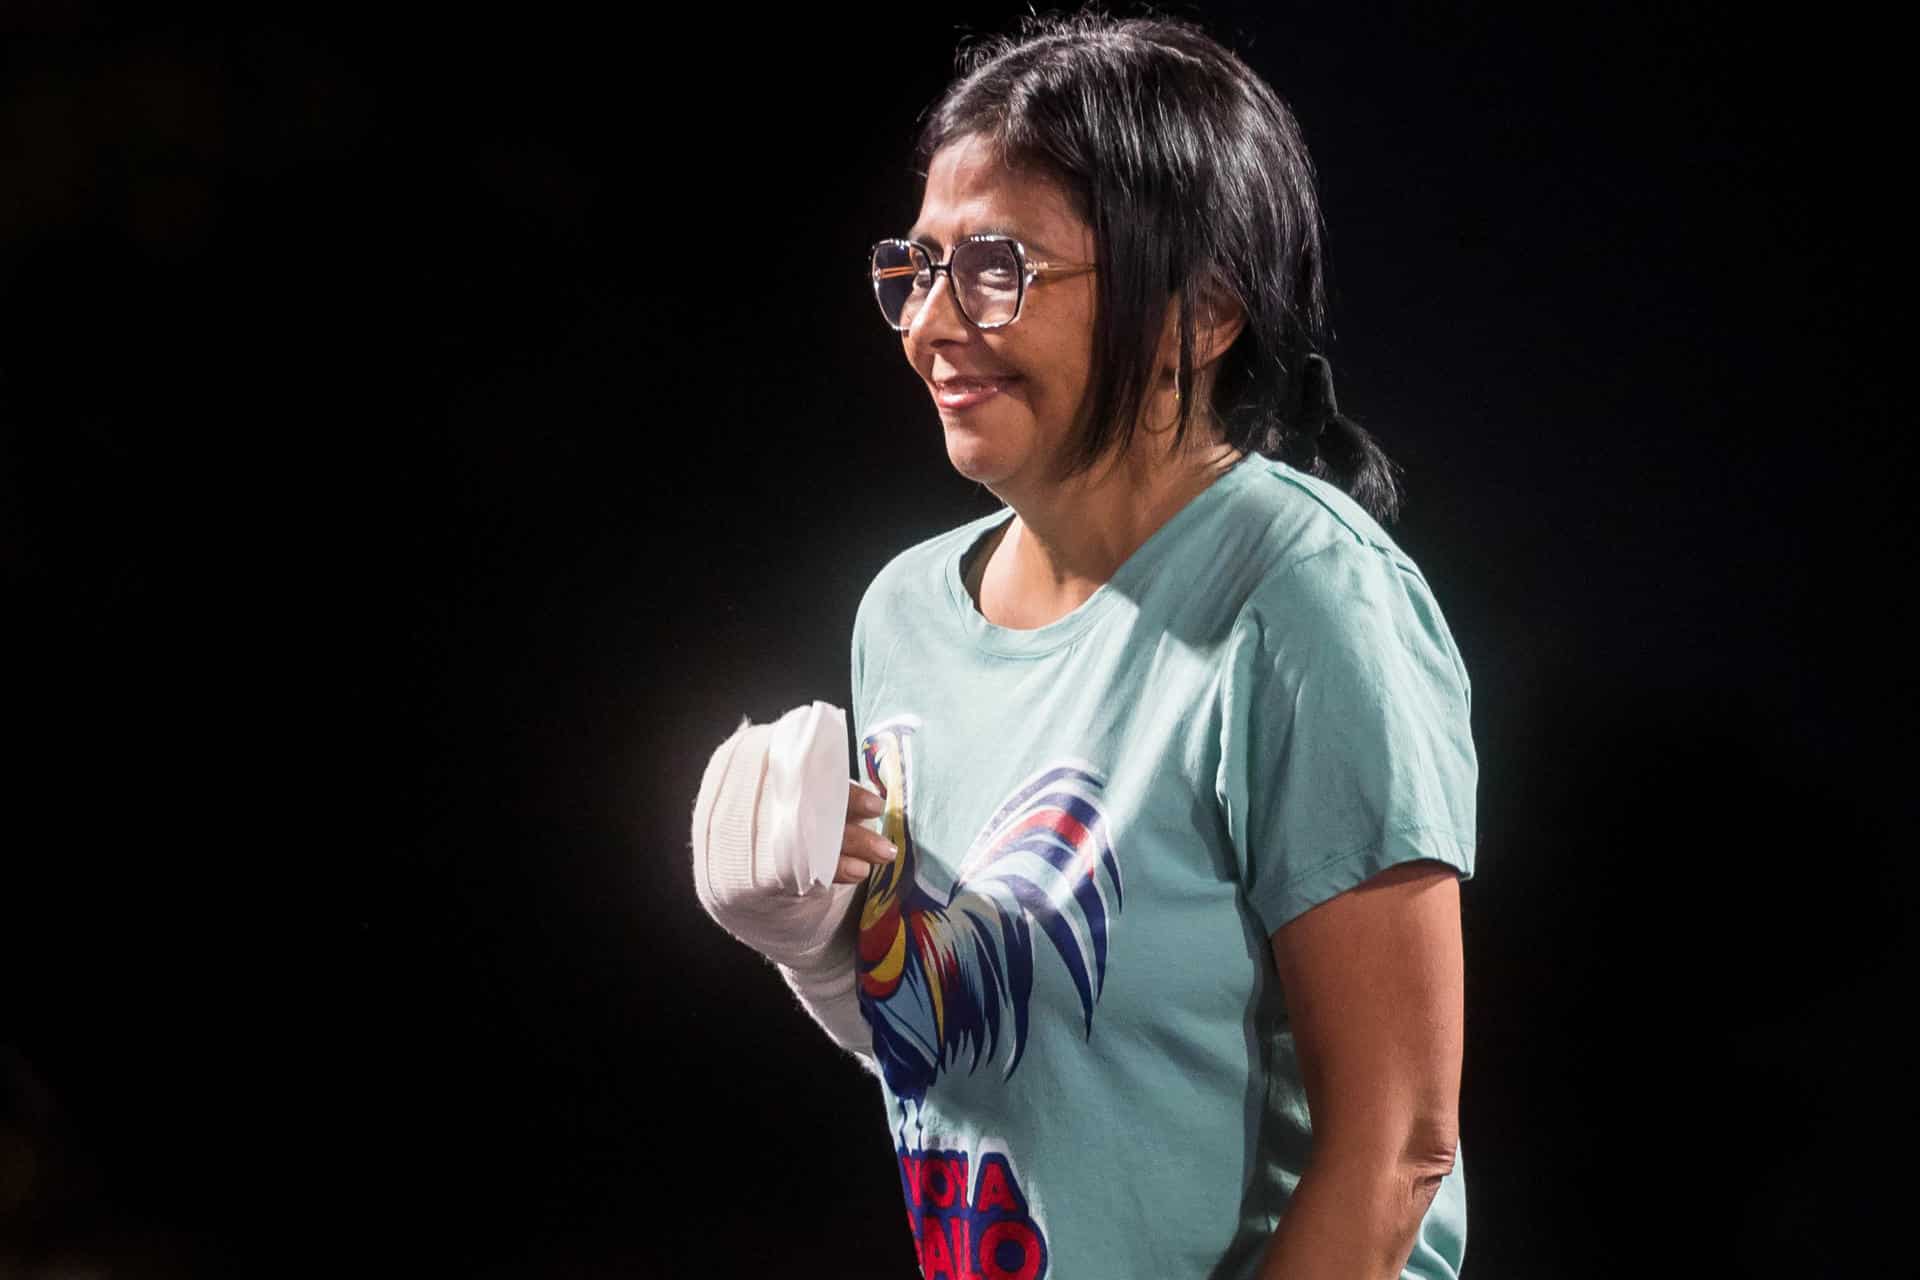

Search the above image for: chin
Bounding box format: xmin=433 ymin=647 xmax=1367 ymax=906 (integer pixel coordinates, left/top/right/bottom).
xmin=942 ymin=428 xmax=1021 ymax=489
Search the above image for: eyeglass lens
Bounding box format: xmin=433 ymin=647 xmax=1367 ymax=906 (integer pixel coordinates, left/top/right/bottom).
xmin=872 ymin=240 xmax=1023 ymax=329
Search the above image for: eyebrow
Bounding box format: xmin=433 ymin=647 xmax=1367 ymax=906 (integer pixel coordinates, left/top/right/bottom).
xmin=904 ymin=226 xmax=1052 ymax=257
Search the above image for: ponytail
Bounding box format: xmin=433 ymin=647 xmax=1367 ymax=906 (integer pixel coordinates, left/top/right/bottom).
xmin=1261 ymin=354 xmax=1406 ymax=525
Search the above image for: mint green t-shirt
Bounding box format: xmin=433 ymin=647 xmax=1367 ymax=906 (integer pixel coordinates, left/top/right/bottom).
xmin=849 ymin=452 xmax=1476 ymax=1280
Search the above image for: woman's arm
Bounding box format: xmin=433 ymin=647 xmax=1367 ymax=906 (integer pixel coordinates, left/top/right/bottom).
xmin=1257 ymin=859 xmax=1464 ymax=1280
xmin=690 ymin=713 xmax=880 ymax=1070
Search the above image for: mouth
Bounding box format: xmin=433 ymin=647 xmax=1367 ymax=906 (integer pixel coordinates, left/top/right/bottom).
xmin=932 ymin=375 xmax=1021 ymax=411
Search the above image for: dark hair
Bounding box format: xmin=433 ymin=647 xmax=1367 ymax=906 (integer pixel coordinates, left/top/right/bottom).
xmin=916 ymin=8 xmax=1405 ymax=522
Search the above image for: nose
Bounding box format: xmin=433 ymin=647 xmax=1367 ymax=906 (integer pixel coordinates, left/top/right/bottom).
xmin=903 ymin=267 xmax=972 ymax=355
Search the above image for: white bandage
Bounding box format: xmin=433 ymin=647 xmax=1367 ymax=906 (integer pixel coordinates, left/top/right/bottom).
xmin=690 ymin=703 xmax=876 ymax=1066
xmin=763 ymin=701 xmax=853 ymax=893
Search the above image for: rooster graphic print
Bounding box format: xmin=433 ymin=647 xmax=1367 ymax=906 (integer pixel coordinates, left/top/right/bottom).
xmin=855 ymin=714 xmax=1125 ymax=1119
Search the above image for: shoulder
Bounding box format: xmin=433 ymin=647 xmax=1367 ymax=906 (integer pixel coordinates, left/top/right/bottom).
xmin=1215 ymin=458 xmax=1433 ymax=629
xmin=1215 ymin=459 xmax=1468 ymax=694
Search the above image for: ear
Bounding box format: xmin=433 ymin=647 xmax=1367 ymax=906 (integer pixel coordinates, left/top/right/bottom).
xmin=1155 ymin=279 xmax=1247 ymax=381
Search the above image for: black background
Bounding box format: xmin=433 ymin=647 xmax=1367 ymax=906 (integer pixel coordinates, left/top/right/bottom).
xmin=2 ymin=3 xmax=1905 ymax=1275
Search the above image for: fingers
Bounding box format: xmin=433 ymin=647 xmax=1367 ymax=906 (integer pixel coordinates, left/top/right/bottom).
xmin=833 ymin=813 xmax=898 ymax=885
xmin=846 ymin=782 xmax=885 ymax=820
xmin=832 ymin=783 xmax=894 ymax=883
xmin=834 ymin=827 xmax=898 ymax=882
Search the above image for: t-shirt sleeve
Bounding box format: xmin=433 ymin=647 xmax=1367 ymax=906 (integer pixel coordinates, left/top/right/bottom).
xmin=1216 ymin=538 xmax=1478 ymax=937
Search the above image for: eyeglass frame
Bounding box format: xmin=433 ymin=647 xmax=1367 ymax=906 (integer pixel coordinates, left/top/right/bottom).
xmin=869 ymin=233 xmax=1096 ymax=332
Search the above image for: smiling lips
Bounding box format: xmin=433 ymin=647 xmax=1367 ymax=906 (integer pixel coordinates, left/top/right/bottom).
xmin=933 ymin=375 xmax=1021 ymax=410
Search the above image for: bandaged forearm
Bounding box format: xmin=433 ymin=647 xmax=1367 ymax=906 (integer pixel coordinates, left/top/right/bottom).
xmin=775 ymin=916 xmax=872 ymax=1062
xmin=690 ymin=704 xmax=875 ymax=1064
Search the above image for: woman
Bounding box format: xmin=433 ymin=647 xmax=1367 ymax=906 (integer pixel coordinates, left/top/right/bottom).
xmin=691 ymin=12 xmax=1476 ymax=1278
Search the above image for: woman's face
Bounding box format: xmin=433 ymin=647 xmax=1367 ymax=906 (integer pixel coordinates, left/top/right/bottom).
xmin=902 ymin=134 xmax=1098 ymax=495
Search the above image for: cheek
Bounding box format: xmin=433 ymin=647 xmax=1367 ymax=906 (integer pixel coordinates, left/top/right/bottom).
xmin=1032 ymin=294 xmax=1096 ymax=384
xmin=1026 ymin=330 xmax=1093 ymax=421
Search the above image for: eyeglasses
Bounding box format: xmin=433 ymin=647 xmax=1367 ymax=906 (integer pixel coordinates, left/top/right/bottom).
xmin=869 ymin=234 xmax=1095 ymax=331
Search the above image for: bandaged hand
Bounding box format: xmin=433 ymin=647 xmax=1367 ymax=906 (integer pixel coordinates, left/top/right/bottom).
xmin=689 ymin=702 xmax=892 ymax=971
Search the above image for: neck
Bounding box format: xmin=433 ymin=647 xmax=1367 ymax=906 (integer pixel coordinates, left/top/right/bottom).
xmin=991 ymin=428 xmax=1244 ymax=602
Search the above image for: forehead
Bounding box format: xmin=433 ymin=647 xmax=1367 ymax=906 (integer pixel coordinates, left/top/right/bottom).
xmin=910 ymin=134 xmax=1091 ymax=259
